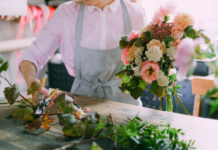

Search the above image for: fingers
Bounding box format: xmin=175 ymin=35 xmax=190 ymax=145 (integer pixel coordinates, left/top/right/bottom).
xmin=47 ymin=101 xmax=54 ymax=108
xmin=38 ymin=88 xmax=49 ymax=96
xmin=51 ymin=93 xmax=58 ymax=101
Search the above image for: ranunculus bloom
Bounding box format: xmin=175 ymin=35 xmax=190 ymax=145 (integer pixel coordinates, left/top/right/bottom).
xmin=127 ymin=30 xmax=140 ymax=40
xmin=140 ymin=60 xmax=160 ymax=83
xmin=171 ymin=26 xmax=183 ymax=40
xmin=121 ymin=47 xmax=130 ymax=65
xmin=174 ymin=37 xmax=205 ymax=80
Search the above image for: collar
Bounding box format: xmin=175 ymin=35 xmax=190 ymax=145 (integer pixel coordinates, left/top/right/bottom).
xmin=86 ymin=0 xmax=120 ymax=14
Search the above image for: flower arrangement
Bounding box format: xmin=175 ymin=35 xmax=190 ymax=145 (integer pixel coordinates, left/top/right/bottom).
xmin=116 ymin=2 xmax=215 ymax=113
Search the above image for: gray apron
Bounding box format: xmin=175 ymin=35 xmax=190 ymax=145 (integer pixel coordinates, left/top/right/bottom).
xmin=71 ymin=0 xmax=142 ymax=106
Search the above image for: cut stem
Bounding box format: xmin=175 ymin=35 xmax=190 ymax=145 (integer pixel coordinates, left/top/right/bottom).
xmin=172 ymin=92 xmax=178 ymax=113
xmin=176 ymin=95 xmax=190 ymax=115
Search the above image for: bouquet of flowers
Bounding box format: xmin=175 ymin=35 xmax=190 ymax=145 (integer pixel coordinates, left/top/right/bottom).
xmin=116 ymin=3 xmax=215 ymax=113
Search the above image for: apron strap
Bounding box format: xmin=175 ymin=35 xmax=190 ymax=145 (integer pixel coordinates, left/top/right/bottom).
xmin=120 ymin=0 xmax=132 ymax=35
xmin=75 ymin=3 xmax=85 ymax=44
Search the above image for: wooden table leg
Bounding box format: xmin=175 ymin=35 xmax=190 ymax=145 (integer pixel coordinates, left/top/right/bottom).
xmin=193 ymin=95 xmax=203 ymax=117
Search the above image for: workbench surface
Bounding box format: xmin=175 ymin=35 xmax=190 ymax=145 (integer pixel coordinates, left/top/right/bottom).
xmin=0 ymin=94 xmax=218 ymax=150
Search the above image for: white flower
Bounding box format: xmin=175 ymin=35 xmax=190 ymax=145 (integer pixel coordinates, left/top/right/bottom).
xmin=145 ymin=46 xmax=163 ymax=62
xmin=156 ymin=70 xmax=169 ymax=87
xmin=168 ymin=41 xmax=174 ymax=47
xmin=166 ymin=46 xmax=177 ymax=60
xmin=134 ymin=67 xmax=141 ymax=77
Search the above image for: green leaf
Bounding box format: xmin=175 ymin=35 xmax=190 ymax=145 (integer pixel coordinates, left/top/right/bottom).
xmin=63 ymin=125 xmax=74 ymax=136
xmin=63 ymin=107 xmax=73 ymax=114
xmin=210 ymin=44 xmax=215 ymax=53
xmin=54 ymin=93 xmax=65 ymax=103
xmin=90 ymin=142 xmax=102 ymax=150
xmin=4 ymin=84 xmax=20 ymax=105
xmin=150 ymin=81 xmax=158 ymax=94
xmin=202 ymin=87 xmax=218 ymax=99
xmin=24 ymin=107 xmax=34 ymax=115
xmin=0 ymin=60 xmax=9 ymax=73
xmin=13 ymin=108 xmax=24 ymax=118
xmin=120 ymin=36 xmax=130 ymax=49
xmin=184 ymin=25 xmax=193 ymax=32
xmin=21 ymin=114 xmax=34 ymax=121
xmin=30 ymin=81 xmax=42 ymax=91
xmin=0 ymin=54 xmax=4 ymax=64
xmin=27 ymin=89 xmax=32 ymax=95
xmin=138 ymin=79 xmax=147 ymax=91
xmin=66 ymin=115 xmax=77 ymax=125
xmin=135 ymin=38 xmax=144 ymax=47
xmin=58 ymin=101 xmax=68 ymax=112
xmin=115 ymin=70 xmax=125 ymax=79
xmin=130 ymin=78 xmax=139 ymax=87
xmin=175 ymin=85 xmax=182 ymax=89
xmin=119 ymin=65 xmax=126 ymax=71
xmin=186 ymin=29 xmax=197 ymax=38
xmin=122 ymin=74 xmax=131 ymax=83
xmin=84 ymin=123 xmax=97 ymax=138
xmin=129 ymin=38 xmax=139 ymax=47
xmin=130 ymin=87 xmax=143 ymax=99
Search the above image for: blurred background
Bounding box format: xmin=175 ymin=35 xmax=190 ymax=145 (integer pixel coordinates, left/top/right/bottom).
xmin=0 ymin=0 xmax=218 ymax=118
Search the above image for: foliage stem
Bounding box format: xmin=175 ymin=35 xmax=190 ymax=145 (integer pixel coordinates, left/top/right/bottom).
xmin=0 ymin=75 xmax=34 ymax=107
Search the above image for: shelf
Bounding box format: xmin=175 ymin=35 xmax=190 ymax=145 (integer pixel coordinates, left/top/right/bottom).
xmin=0 ymin=38 xmax=36 ymax=53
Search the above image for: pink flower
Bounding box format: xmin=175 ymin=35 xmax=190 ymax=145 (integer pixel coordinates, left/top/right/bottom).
xmin=127 ymin=31 xmax=139 ymax=40
xmin=150 ymin=2 xmax=176 ymax=25
xmin=121 ymin=47 xmax=130 ymax=65
xmin=171 ymin=26 xmax=184 ymax=40
xmin=140 ymin=60 xmax=160 ymax=83
xmin=174 ymin=37 xmax=205 ymax=80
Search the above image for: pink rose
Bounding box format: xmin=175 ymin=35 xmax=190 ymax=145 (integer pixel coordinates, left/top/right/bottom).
xmin=127 ymin=31 xmax=140 ymax=40
xmin=171 ymin=26 xmax=184 ymax=40
xmin=140 ymin=60 xmax=160 ymax=83
xmin=121 ymin=47 xmax=130 ymax=65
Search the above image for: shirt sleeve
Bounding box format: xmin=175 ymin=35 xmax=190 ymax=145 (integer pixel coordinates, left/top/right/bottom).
xmin=18 ymin=4 xmax=64 ymax=76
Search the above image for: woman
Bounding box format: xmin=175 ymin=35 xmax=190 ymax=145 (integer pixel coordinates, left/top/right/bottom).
xmin=19 ymin=0 xmax=147 ymax=106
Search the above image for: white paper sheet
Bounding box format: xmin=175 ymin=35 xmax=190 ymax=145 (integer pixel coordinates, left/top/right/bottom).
xmin=0 ymin=0 xmax=27 ymax=16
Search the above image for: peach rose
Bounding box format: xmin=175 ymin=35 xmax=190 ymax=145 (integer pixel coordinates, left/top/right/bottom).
xmin=140 ymin=60 xmax=160 ymax=83
xmin=127 ymin=30 xmax=140 ymax=40
xmin=171 ymin=26 xmax=184 ymax=40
